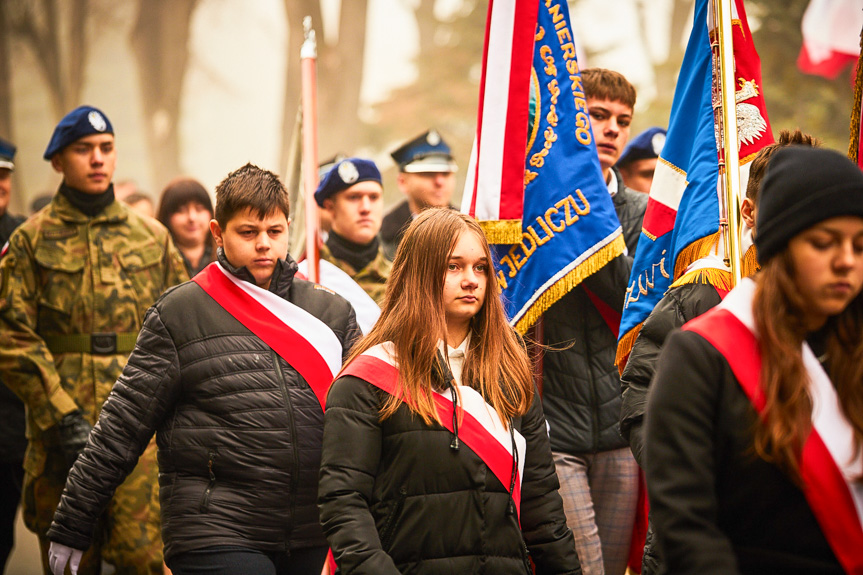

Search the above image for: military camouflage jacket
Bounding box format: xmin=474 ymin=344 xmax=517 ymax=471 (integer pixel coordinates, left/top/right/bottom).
xmin=320 ymin=242 xmax=391 ymax=305
xmin=0 ymin=191 xmax=188 ymax=448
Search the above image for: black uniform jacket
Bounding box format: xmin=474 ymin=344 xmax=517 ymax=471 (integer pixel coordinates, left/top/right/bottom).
xmin=319 ymin=368 xmax=582 ymax=575
xmin=47 ymin=253 xmax=360 ymax=561
xmin=646 ymin=329 xmax=843 ymax=574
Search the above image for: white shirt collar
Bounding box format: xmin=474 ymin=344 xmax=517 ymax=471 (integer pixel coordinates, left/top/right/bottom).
xmin=606 ymin=170 xmax=618 ymax=197
xmin=438 ymin=332 xmax=471 ymax=387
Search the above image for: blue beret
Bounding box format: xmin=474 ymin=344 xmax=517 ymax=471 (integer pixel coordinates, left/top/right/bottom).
xmin=618 ymin=127 xmax=666 ymax=166
xmin=391 ymin=129 xmax=457 ymax=173
xmin=314 ymin=158 xmax=382 ymax=207
xmin=43 ymin=105 xmax=114 ymax=160
xmin=0 ymin=137 xmax=15 ymax=170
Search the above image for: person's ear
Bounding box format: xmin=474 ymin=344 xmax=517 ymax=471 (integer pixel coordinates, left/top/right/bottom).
xmin=50 ymin=155 xmax=63 ymax=174
xmin=741 ymin=197 xmax=756 ymax=229
xmin=209 ymin=219 xmax=224 ymax=247
xmin=322 ymin=198 xmax=335 ymax=214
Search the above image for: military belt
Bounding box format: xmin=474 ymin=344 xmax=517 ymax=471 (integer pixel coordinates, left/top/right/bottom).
xmin=43 ymin=332 xmax=138 ymax=355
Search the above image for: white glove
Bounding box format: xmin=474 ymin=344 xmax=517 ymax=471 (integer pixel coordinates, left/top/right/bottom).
xmin=48 ymin=541 xmax=83 ymax=575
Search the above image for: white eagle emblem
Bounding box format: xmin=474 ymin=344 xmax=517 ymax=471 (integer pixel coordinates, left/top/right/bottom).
xmin=734 ymin=79 xmax=767 ymax=146
xmin=427 ymin=130 xmax=441 ymax=146
xmin=337 ymin=160 xmax=359 ymax=184
xmin=88 ymin=111 xmax=107 ymax=132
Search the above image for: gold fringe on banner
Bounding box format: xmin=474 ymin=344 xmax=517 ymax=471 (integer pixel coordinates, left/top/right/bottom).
xmin=848 ymin=26 xmax=863 ymax=163
xmin=741 ymin=244 xmax=761 ymax=278
xmin=670 ymin=266 xmax=734 ymax=291
xmin=615 ymin=322 xmax=644 ymax=376
xmin=513 ymin=234 xmax=626 ymax=334
xmin=673 ymin=231 xmax=721 ymax=280
xmin=479 ymin=219 xmax=523 ymax=244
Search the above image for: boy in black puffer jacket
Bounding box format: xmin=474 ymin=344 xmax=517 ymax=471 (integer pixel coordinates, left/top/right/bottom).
xmin=46 ymin=163 xmax=360 ymax=575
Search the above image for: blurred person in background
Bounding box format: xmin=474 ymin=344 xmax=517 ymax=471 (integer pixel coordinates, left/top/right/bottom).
xmin=615 ymin=127 xmax=666 ymax=195
xmin=157 ymin=177 xmax=216 ymax=278
xmin=123 ymin=191 xmax=156 ymax=219
xmin=0 ymin=137 xmax=27 ymax=574
xmin=381 ymin=129 xmax=457 ymax=259
xmin=315 ymin=157 xmax=392 ymax=304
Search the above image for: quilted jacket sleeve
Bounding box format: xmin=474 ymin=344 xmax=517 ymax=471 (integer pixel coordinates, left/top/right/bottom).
xmin=46 ymin=304 xmax=182 ymax=550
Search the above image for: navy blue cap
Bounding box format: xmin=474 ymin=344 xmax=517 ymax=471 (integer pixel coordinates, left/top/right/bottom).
xmin=314 ymin=158 xmax=382 ymax=207
xmin=43 ymin=105 xmax=114 ymax=160
xmin=618 ymin=127 xmax=666 ymax=166
xmin=0 ymin=137 xmax=15 ymax=170
xmin=390 ymin=129 xmax=457 ymax=173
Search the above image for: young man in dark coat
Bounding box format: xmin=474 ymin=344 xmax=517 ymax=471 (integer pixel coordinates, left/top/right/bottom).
xmin=46 ymin=163 xmax=360 ymax=575
xmin=540 ymin=68 xmax=647 ymax=575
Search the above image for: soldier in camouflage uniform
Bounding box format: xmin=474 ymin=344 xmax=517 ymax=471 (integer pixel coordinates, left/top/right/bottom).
xmin=315 ymin=157 xmax=391 ymax=304
xmin=0 ymin=106 xmax=188 ymax=574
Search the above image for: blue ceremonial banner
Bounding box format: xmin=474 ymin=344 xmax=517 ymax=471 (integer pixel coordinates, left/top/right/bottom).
xmin=616 ymin=0 xmax=773 ymax=367
xmin=491 ymin=0 xmax=625 ymax=333
xmin=616 ymin=0 xmax=719 ymax=361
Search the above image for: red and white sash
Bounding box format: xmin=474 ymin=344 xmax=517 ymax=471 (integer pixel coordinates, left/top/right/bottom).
xmin=341 ymin=342 xmax=527 ymax=519
xmin=683 ymin=278 xmax=863 ymax=573
xmin=192 ymin=262 xmax=342 ymax=410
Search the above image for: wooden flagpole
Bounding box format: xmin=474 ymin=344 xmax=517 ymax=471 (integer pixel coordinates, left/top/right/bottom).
xmin=715 ymin=0 xmax=743 ymax=286
xmin=301 ymin=16 xmax=321 ymax=283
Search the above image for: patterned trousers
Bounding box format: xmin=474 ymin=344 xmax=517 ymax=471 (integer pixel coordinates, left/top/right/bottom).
xmin=553 ymin=448 xmax=639 ymax=575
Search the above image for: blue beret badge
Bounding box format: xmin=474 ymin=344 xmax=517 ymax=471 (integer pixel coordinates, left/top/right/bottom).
xmin=89 ymin=111 xmax=108 ymax=132
xmin=338 ymin=160 xmax=359 ymax=185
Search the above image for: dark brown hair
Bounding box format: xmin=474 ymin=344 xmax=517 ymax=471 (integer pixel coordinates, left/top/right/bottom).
xmin=753 ymin=251 xmax=863 ymax=483
xmin=745 ymin=129 xmax=821 ymax=201
xmin=157 ymin=177 xmax=213 ymax=226
xmin=214 ymin=163 xmax=290 ymax=226
xmin=581 ymin=68 xmax=637 ymax=109
xmin=344 ymin=208 xmax=533 ymax=427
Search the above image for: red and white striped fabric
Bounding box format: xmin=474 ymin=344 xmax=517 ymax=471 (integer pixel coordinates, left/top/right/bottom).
xmin=192 ymin=262 xmax=342 ymax=410
xmin=797 ymin=0 xmax=863 ymax=79
xmin=461 ymin=0 xmax=539 ymax=239
xmin=341 ymin=342 xmax=527 ymax=518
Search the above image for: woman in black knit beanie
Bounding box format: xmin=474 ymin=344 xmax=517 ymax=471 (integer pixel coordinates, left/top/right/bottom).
xmin=645 ymin=146 xmax=863 ymax=574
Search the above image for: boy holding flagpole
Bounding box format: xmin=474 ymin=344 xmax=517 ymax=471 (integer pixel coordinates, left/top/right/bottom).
xmin=45 ymin=163 xmax=360 ymax=575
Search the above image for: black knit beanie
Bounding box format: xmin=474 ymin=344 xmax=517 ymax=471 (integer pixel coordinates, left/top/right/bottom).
xmin=755 ymin=146 xmax=863 ymax=264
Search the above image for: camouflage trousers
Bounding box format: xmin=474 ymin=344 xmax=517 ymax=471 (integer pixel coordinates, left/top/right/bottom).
xmin=23 ymin=438 xmax=163 ymax=575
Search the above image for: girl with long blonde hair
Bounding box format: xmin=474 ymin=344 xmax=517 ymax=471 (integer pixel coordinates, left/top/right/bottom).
xmin=645 ymin=146 xmax=863 ymax=574
xmin=318 ymin=208 xmax=581 ymax=574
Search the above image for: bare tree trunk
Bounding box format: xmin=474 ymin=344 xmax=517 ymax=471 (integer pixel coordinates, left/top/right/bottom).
xmin=130 ymin=0 xmax=198 ymax=191
xmin=279 ymin=1 xmax=368 ymax=169
xmin=280 ymin=0 xmax=323 ymax=177
xmin=10 ymin=0 xmax=89 ymax=119
xmin=317 ymin=0 xmax=368 ymax=157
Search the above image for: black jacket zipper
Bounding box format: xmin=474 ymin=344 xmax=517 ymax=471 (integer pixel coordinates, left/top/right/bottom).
xmin=199 ymin=448 xmax=218 ymax=512
xmin=379 ymin=486 xmax=408 ymax=550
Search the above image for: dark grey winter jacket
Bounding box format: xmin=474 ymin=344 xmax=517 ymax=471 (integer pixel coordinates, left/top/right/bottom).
xmin=541 ymin=169 xmax=647 ymax=454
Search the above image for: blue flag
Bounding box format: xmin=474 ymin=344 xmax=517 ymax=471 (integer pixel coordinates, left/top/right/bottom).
xmin=616 ymin=0 xmax=773 ymax=366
